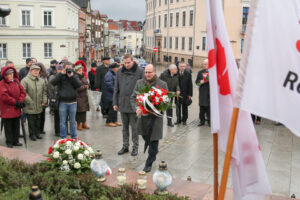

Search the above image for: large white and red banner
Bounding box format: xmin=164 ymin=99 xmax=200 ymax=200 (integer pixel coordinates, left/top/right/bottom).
xmin=237 ymin=0 xmax=300 ymax=137
xmin=206 ymin=0 xmax=272 ymax=199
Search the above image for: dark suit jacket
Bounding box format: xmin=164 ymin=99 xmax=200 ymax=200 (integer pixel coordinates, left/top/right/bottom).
xmin=178 ymin=69 xmax=193 ymax=97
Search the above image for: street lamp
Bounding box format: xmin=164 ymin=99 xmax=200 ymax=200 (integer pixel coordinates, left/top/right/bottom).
xmin=0 ymin=7 xmax=11 ymax=18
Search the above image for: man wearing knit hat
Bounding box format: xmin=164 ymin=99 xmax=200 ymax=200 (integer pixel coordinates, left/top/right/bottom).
xmin=48 ymin=59 xmax=58 ymax=78
xmin=21 ymin=65 xmax=47 ymax=141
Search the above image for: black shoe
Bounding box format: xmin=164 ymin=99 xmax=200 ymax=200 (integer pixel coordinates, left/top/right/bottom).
xmin=13 ymin=142 xmax=23 ymax=146
xmin=167 ymin=122 xmax=174 ymax=127
xmin=7 ymin=144 xmax=13 ymax=148
xmin=40 ymin=131 xmax=46 ymax=134
xmin=143 ymin=165 xmax=152 ymax=173
xmin=30 ymin=136 xmax=37 ymax=141
xmin=118 ymin=147 xmax=129 ymax=155
xmin=182 ymin=121 xmax=187 ymax=125
xmin=36 ymin=135 xmax=43 ymax=139
xmin=131 ymin=148 xmax=138 ymax=156
xmin=174 ymin=121 xmax=181 ymax=125
xmin=198 ymin=122 xmax=205 ymax=127
xmin=275 ymin=123 xmax=283 ymax=126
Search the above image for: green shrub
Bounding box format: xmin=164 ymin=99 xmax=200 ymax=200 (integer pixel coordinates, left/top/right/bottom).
xmin=0 ymin=156 xmax=189 ymax=200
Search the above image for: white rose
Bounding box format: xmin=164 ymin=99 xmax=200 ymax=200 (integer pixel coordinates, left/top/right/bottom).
xmin=84 ymin=150 xmax=90 ymax=156
xmin=62 ymin=160 xmax=68 ymax=165
xmin=77 ymin=154 xmax=84 ymax=160
xmin=75 ymin=142 xmax=81 ymax=147
xmin=65 ymin=149 xmax=72 ymax=155
xmin=74 ymin=162 xmax=81 ymax=169
xmin=73 ymin=146 xmax=79 ymax=151
xmin=53 ymin=151 xmax=60 ymax=159
xmin=89 ymin=149 xmax=94 ymax=154
xmin=53 ymin=144 xmax=59 ymax=149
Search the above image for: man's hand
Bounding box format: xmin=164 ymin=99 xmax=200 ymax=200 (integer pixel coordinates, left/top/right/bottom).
xmin=113 ymin=106 xmax=118 ymax=111
xmin=136 ymin=108 xmax=143 ymax=116
xmin=61 ymin=69 xmax=66 ymax=74
xmin=188 ymin=96 xmax=192 ymax=99
xmin=176 ymin=91 xmax=180 ymax=96
xmin=200 ymin=80 xmax=205 ymax=84
xmin=42 ymin=103 xmax=47 ymax=107
xmin=67 ymin=72 xmax=73 ymax=77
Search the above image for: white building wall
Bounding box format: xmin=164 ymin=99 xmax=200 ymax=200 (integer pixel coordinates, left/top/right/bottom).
xmin=0 ymin=0 xmax=79 ymax=68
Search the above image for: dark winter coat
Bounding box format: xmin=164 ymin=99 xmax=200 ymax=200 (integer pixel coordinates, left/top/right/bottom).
xmin=88 ymin=68 xmax=97 ymax=91
xmin=104 ymin=69 xmax=116 ymax=102
xmin=18 ymin=66 xmax=30 ymax=81
xmin=50 ymin=73 xmax=82 ymax=103
xmin=21 ymin=73 xmax=47 ymax=114
xmin=0 ymin=66 xmax=26 ymax=118
xmin=195 ymin=69 xmax=210 ymax=106
xmin=131 ymin=78 xmax=168 ymax=141
xmin=178 ymin=69 xmax=193 ymax=97
xmin=95 ymin=64 xmax=109 ymax=91
xmin=48 ymin=74 xmax=60 ymax=110
xmin=76 ymin=74 xmax=89 ymax=112
xmin=47 ymin=65 xmax=56 ymax=78
xmin=159 ymin=69 xmax=180 ymax=92
xmin=113 ymin=62 xmax=144 ymax=113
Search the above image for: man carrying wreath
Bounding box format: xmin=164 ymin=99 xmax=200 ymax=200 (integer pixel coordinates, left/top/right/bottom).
xmin=131 ymin=64 xmax=168 ymax=173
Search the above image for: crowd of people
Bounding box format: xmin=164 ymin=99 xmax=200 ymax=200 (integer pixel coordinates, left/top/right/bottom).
xmin=0 ymin=54 xmax=213 ymax=172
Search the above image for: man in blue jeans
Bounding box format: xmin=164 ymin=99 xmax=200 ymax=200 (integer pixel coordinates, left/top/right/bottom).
xmin=50 ymin=62 xmax=82 ymax=139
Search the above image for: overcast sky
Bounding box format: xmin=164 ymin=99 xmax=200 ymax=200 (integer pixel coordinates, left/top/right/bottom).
xmin=91 ymin=0 xmax=146 ymax=22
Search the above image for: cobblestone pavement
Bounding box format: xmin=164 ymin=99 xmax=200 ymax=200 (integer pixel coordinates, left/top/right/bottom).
xmin=0 ymin=66 xmax=299 ymax=198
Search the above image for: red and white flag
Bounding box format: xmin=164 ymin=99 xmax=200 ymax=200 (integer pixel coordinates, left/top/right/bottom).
xmin=236 ymin=0 xmax=300 ymax=136
xmin=206 ymin=0 xmax=272 ymax=199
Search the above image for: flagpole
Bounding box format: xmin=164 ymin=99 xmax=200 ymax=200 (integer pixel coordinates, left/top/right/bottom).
xmin=213 ymin=133 xmax=218 ymax=200
xmin=218 ymin=107 xmax=240 ymax=200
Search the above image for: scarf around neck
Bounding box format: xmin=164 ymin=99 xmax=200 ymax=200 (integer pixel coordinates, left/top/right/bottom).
xmin=144 ymin=75 xmax=158 ymax=87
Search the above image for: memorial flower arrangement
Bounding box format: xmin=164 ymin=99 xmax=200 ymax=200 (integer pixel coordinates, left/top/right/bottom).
xmin=202 ymin=72 xmax=209 ymax=82
xmin=136 ymin=85 xmax=177 ymax=116
xmin=47 ymin=138 xmax=95 ymax=174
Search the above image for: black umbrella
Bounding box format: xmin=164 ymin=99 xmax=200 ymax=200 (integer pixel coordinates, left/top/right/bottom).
xmin=20 ymin=113 xmax=27 ymax=148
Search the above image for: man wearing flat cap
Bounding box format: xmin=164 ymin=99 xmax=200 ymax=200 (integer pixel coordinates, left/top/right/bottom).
xmin=95 ymin=56 xmax=110 ymax=117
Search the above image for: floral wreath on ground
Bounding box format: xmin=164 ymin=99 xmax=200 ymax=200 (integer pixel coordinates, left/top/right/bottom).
xmin=47 ymin=138 xmax=95 ymax=174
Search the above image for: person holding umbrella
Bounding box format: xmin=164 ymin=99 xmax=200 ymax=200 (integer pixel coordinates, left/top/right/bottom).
xmin=0 ymin=65 xmax=26 ymax=148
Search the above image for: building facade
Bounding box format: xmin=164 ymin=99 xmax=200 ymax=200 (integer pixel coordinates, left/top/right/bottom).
xmin=79 ymin=9 xmax=86 ymax=59
xmin=144 ymin=0 xmax=248 ymax=67
xmin=92 ymin=10 xmax=103 ymax=60
xmin=0 ymin=0 xmax=79 ymax=68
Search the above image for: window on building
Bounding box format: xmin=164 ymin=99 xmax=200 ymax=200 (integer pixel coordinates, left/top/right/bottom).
xmin=189 ymin=10 xmax=194 ymax=26
xmin=164 ymin=37 xmax=167 ymax=48
xmin=169 ymin=37 xmax=172 ymax=49
xmin=170 ymin=13 xmax=173 ymax=27
xmin=176 ymin=12 xmax=179 ymax=27
xmin=242 ymin=7 xmax=249 ymax=25
xmin=181 ymin=57 xmax=184 ymax=62
xmin=176 ymin=0 xmax=179 ymax=2
xmin=128 ymin=35 xmax=132 ymax=39
xmin=159 ymin=15 xmax=161 ymax=28
xmin=170 ymin=0 xmax=173 ymax=3
xmin=44 ymin=43 xmax=52 ymax=58
xmin=182 ymin=37 xmax=185 ymax=50
xmin=21 ymin=10 xmax=31 ymax=26
xmin=182 ymin=11 xmax=186 ymax=26
xmin=43 ymin=11 xmax=53 ymax=26
xmin=164 ymin=14 xmax=168 ymax=27
xmin=154 ymin=0 xmax=156 ymax=8
xmin=22 ymin=43 xmax=31 ymax=58
xmin=241 ymin=39 xmax=244 ymax=53
xmin=0 ymin=43 xmax=7 ymax=59
xmin=165 ymin=0 xmax=168 ymax=5
xmin=0 ymin=17 xmax=6 ymax=26
xmin=202 ymin=36 xmax=206 ymax=51
xmin=189 ymin=37 xmax=193 ymax=50
xmin=175 ymin=37 xmax=178 ymax=49
xmin=159 ymin=0 xmax=161 ymax=6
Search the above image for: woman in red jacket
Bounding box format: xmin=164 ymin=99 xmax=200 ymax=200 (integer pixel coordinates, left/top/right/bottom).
xmin=0 ymin=66 xmax=26 ymax=148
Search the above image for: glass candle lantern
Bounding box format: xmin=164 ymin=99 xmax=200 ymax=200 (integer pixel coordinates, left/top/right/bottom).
xmin=90 ymin=150 xmax=109 ymax=182
xmin=137 ymin=171 xmax=147 ymax=190
xmin=29 ymin=186 xmax=43 ymax=200
xmin=153 ymin=161 xmax=172 ymax=195
xmin=117 ymin=168 xmax=126 ymax=186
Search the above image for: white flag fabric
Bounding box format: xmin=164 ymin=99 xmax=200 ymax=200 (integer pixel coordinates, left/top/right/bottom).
xmin=237 ymin=0 xmax=300 ymax=137
xmin=206 ymin=0 xmax=272 ymax=199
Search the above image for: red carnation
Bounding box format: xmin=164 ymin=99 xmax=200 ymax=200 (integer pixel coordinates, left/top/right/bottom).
xmin=48 ymin=146 xmax=53 ymax=154
xmin=156 ymin=85 xmax=160 ymax=88
xmin=159 ymin=98 xmax=163 ymax=102
xmin=156 ymin=94 xmax=161 ymax=98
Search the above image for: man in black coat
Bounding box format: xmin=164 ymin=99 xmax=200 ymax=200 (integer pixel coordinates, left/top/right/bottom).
xmin=195 ymin=59 xmax=210 ymax=126
xmin=47 ymin=59 xmax=58 ymax=78
xmin=176 ymin=62 xmax=193 ymax=125
xmin=88 ymin=62 xmax=97 ymax=91
xmin=159 ymin=64 xmax=180 ymax=127
xmin=19 ymin=58 xmax=32 ymax=81
xmin=95 ymin=57 xmax=110 ymax=117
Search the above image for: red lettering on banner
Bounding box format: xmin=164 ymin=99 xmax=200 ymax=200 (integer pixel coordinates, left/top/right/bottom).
xmin=296 ymin=40 xmax=300 ymax=53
